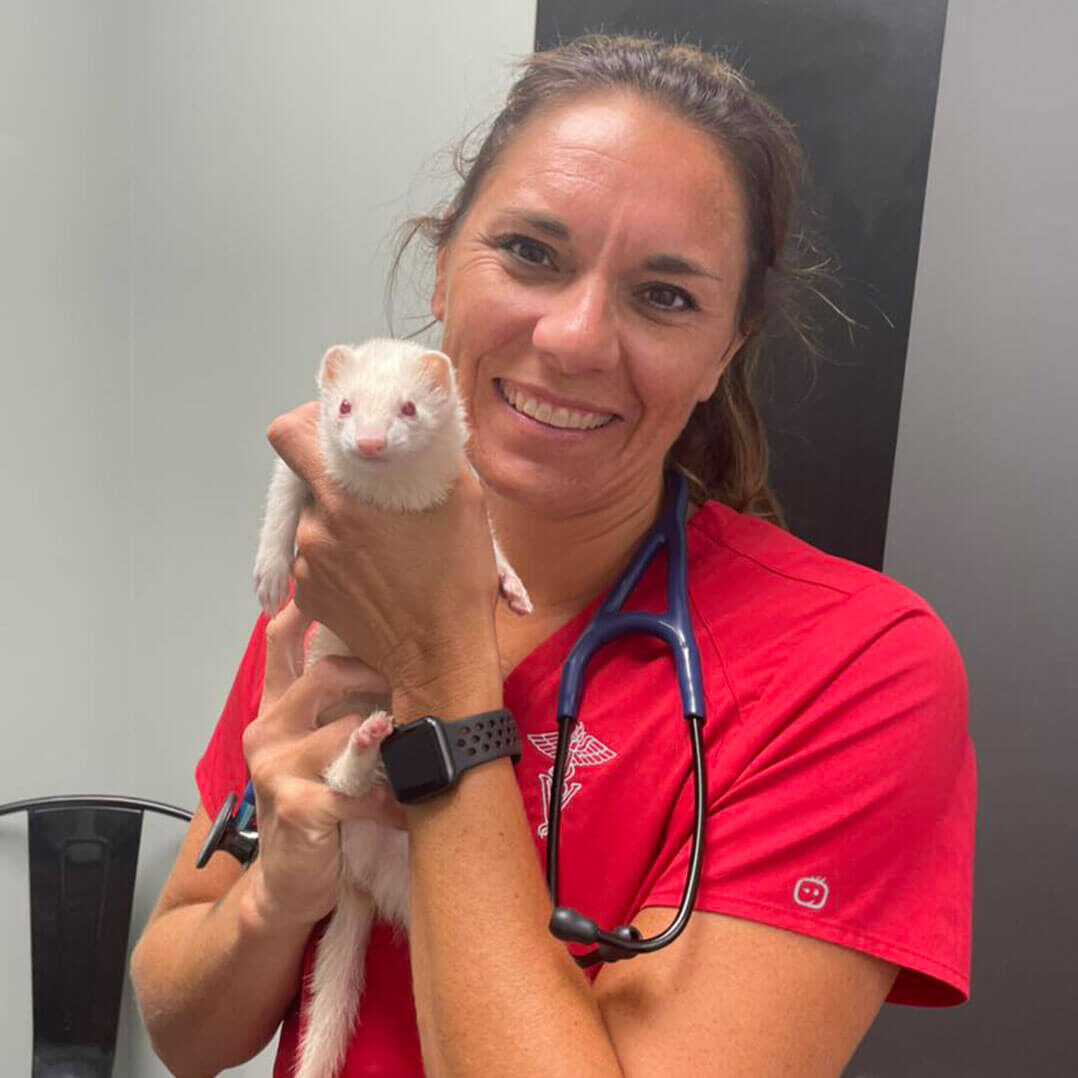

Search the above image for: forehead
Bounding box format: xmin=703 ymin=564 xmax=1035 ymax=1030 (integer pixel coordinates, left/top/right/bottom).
xmin=471 ymin=92 xmax=747 ymax=262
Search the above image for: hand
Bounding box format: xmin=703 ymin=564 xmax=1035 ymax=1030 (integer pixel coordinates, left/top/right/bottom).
xmin=241 ymin=600 xmax=405 ymax=929
xmin=266 ymin=402 xmax=503 ymax=697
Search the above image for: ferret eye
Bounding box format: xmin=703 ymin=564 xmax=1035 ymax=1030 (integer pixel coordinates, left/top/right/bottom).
xmin=400 ymin=401 xmax=417 ymax=418
xmin=339 ymin=399 xmax=352 ymax=416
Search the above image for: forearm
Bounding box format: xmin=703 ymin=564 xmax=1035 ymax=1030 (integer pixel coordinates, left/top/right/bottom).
xmin=395 ymin=676 xmax=624 ymax=1078
xmin=130 ymin=864 xmax=311 ymax=1077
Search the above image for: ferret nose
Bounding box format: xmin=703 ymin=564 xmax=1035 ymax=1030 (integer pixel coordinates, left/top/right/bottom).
xmin=356 ymin=437 xmax=386 ymax=458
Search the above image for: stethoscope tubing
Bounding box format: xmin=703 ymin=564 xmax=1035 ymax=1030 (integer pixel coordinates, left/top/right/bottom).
xmin=546 ymin=469 xmax=708 ymax=965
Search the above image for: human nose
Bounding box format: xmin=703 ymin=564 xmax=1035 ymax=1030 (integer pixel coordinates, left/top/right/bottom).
xmin=531 ymin=270 xmax=619 ymax=373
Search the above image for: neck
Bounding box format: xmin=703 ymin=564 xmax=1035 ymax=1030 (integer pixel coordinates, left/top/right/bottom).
xmin=484 ymin=473 xmax=668 ymax=621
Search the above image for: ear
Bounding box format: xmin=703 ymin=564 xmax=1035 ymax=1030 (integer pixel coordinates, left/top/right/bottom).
xmin=418 ymin=350 xmax=454 ymax=393
xmin=697 ymin=329 xmax=746 ymax=403
xmin=318 ymin=345 xmax=351 ymax=390
xmin=431 ymin=244 xmax=448 ymax=322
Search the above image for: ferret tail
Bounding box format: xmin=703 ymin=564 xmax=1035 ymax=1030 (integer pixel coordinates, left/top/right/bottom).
xmin=295 ymin=888 xmax=375 ymax=1078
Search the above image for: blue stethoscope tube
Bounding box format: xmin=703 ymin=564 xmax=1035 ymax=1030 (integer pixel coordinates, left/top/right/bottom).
xmin=546 ymin=468 xmax=708 ymax=965
xmin=198 ymin=470 xmax=709 ymax=969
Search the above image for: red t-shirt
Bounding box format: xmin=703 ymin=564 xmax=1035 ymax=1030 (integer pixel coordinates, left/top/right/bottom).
xmin=196 ymin=500 xmax=977 ymax=1076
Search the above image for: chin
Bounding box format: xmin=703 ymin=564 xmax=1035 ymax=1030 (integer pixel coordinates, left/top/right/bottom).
xmin=469 ymin=441 xmax=606 ymax=515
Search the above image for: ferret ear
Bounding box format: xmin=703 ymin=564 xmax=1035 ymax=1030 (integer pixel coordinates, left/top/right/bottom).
xmin=418 ymin=350 xmax=454 ymax=393
xmin=318 ymin=345 xmax=352 ymax=390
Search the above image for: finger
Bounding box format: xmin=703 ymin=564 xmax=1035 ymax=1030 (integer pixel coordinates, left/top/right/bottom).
xmin=273 ymin=655 xmax=392 ymax=735
xmin=262 ymin=599 xmax=312 ymax=709
xmin=292 ymin=710 xmax=368 ymax=777
xmin=266 ymin=402 xmax=326 ymax=495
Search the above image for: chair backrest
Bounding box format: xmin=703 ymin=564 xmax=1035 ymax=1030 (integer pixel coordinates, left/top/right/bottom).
xmin=0 ymin=795 xmax=193 ymax=1078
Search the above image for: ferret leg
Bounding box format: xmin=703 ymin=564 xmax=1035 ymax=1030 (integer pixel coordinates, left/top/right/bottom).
xmin=490 ymin=532 xmax=533 ymax=616
xmin=254 ymin=458 xmax=308 ymax=614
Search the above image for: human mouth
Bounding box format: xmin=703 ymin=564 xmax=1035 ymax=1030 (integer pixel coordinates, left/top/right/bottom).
xmin=495 ymin=378 xmax=618 ymax=431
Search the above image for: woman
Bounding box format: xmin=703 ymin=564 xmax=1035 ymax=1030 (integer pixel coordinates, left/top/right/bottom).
xmin=131 ymin=35 xmax=976 ymax=1077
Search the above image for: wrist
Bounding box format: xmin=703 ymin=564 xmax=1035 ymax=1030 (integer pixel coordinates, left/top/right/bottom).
xmin=238 ymin=863 xmax=321 ymax=938
xmin=392 ymin=642 xmax=503 ymax=723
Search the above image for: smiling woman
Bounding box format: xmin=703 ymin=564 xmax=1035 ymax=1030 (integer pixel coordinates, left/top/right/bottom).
xmin=131 ymin=33 xmax=975 ymax=1078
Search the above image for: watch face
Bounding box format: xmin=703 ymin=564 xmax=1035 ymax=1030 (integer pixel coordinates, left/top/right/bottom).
xmin=380 ymin=718 xmax=453 ymax=803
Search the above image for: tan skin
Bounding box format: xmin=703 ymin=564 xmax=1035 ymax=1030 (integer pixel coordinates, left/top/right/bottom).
xmin=131 ymin=92 xmax=898 ymax=1077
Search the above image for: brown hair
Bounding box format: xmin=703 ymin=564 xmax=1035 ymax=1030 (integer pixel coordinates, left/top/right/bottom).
xmin=391 ymin=34 xmax=839 ymax=529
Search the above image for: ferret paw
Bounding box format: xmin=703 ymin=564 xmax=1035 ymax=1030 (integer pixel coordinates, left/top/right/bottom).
xmin=254 ymin=556 xmax=292 ymax=616
xmin=498 ymin=566 xmax=533 ymax=617
xmin=323 ymin=711 xmax=395 ymax=795
xmin=352 ymin=710 xmax=395 ymax=750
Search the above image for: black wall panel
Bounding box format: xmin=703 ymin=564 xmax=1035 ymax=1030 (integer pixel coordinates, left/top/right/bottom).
xmin=536 ymin=1 xmax=948 ymax=569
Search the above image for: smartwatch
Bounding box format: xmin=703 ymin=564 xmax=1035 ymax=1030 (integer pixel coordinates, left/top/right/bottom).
xmin=380 ymin=709 xmax=521 ymax=804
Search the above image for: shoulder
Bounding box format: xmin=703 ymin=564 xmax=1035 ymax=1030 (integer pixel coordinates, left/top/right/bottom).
xmin=685 ymin=501 xmax=967 ymax=723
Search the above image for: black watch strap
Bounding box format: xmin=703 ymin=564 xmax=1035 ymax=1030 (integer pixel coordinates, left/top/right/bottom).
xmin=442 ymin=708 xmax=522 ymax=773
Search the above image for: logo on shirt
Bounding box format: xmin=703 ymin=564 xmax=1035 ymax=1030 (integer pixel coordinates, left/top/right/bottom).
xmin=793 ymin=875 xmax=829 ymax=910
xmin=527 ymin=723 xmax=617 ymax=839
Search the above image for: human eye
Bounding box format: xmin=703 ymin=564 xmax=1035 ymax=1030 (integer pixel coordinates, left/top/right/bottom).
xmin=493 ymin=233 xmax=556 ymax=269
xmin=639 ymin=283 xmax=699 ymax=313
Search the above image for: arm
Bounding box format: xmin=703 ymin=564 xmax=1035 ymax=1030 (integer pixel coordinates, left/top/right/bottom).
xmin=129 ymin=805 xmax=314 ymax=1077
xmin=131 ymin=602 xmax=398 ymax=1076
xmin=595 ymin=907 xmax=897 ymax=1078
xmin=395 ymin=671 xmax=897 ymax=1078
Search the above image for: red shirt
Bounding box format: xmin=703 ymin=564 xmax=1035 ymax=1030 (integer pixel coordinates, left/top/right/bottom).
xmin=196 ymin=500 xmax=977 ymax=1076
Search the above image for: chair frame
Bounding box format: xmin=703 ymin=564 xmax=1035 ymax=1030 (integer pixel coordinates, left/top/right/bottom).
xmin=0 ymin=794 xmax=193 ymax=1078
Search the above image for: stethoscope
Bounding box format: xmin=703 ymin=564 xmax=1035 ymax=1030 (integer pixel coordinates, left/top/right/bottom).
xmin=198 ymin=468 xmax=707 ymax=966
xmin=547 ymin=467 xmax=706 ymax=966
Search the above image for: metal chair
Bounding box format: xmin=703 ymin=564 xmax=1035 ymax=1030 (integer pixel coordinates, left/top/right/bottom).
xmin=0 ymin=794 xmax=193 ymax=1078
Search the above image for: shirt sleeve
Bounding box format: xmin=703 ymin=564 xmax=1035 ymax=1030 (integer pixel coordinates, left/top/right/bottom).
xmin=194 ymin=613 xmax=270 ymax=819
xmin=639 ymin=583 xmax=977 ymax=1006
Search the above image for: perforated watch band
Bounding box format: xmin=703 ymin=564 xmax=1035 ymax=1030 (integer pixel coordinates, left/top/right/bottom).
xmin=442 ymin=708 xmax=522 ymax=772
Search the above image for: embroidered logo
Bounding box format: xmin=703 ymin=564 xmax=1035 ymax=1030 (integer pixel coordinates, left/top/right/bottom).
xmin=793 ymin=875 xmax=829 ymax=910
xmin=527 ymin=723 xmax=617 ymax=839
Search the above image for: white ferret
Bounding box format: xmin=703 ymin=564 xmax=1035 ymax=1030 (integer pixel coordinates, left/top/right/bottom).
xmin=253 ymin=338 xmax=531 ymax=1078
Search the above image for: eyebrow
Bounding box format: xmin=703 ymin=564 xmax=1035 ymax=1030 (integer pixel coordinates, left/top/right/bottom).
xmin=498 ymin=209 xmax=724 ymax=282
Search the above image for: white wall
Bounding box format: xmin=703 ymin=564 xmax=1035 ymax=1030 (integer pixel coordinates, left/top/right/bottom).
xmin=0 ymin=1 xmax=131 ymax=1066
xmin=0 ymin=2 xmax=536 ymax=1074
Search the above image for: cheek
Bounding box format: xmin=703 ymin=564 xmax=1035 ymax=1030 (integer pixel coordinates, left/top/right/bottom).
xmin=444 ymin=260 xmax=542 ymax=352
xmin=628 ymin=354 xmax=706 ymax=425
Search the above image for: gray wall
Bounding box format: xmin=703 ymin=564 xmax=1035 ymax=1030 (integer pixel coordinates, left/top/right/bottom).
xmin=2 ymin=1 xmax=1075 ymax=1076
xmin=0 ymin=2 xmax=536 ymax=1075
xmin=853 ymin=1 xmax=1077 ymax=1074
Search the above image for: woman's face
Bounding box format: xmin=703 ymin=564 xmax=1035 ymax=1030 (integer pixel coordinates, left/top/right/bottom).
xmin=432 ymin=91 xmax=749 ymax=516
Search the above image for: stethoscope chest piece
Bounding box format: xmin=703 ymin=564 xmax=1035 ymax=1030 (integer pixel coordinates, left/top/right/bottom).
xmin=197 ymin=792 xmax=259 ymax=869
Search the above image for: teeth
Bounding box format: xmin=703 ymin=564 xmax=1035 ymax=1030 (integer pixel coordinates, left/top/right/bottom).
xmin=499 ymin=380 xmax=613 ymax=431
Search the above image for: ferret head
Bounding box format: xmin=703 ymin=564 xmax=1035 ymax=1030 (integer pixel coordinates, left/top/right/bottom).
xmin=317 ymin=339 xmax=457 ymax=468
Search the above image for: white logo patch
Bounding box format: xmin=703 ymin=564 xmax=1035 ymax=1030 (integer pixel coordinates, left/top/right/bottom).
xmin=527 ymin=723 xmax=617 ymax=839
xmin=793 ymin=875 xmax=829 ymax=910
